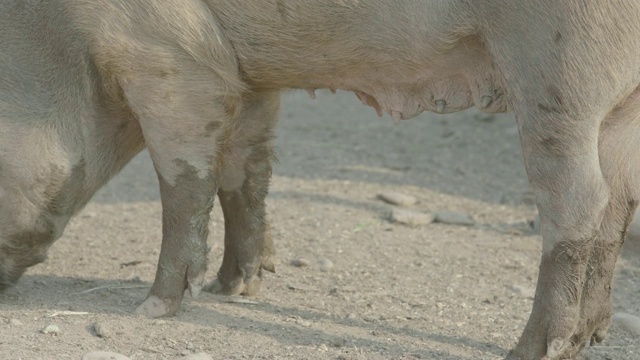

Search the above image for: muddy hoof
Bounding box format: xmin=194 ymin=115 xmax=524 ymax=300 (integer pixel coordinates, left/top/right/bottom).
xmin=134 ymin=295 xmax=180 ymax=318
xmin=203 ymin=275 xmax=262 ymax=296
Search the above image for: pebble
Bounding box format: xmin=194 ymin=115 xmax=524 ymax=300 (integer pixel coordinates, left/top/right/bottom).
xmin=81 ymin=352 xmax=131 ymax=360
xmin=529 ymin=216 xmax=540 ymax=233
xmin=377 ymin=192 xmax=418 ymax=207
xmin=182 ymin=353 xmax=214 ymax=360
xmin=9 ymin=319 xmax=23 ymax=326
xmin=319 ymin=258 xmax=334 ymax=272
xmin=290 ymin=258 xmax=310 ymax=267
xmin=91 ymin=322 xmax=112 ymax=339
xmin=434 ymin=211 xmax=475 ymax=226
xmin=389 ymin=208 xmax=435 ymax=226
xmin=331 ymin=337 xmax=348 ymax=347
xmin=41 ymin=324 xmax=60 ymax=335
xmin=612 ymin=313 xmax=640 ymax=336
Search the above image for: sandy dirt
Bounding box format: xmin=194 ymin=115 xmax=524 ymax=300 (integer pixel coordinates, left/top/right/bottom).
xmin=1 ymin=90 xmax=639 ymax=359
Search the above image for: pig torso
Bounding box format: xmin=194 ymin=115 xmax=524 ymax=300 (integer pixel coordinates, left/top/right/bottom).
xmin=210 ymin=0 xmax=507 ymax=118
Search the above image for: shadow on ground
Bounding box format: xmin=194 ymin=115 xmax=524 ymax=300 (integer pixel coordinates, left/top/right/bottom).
xmin=2 ymin=274 xmax=509 ymax=360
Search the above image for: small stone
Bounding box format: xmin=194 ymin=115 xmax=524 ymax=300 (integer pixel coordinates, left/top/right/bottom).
xmin=346 ymin=314 xmax=357 ymax=320
xmin=507 ymin=285 xmax=535 ymax=299
xmin=182 ymin=353 xmax=214 ymax=360
xmin=319 ymin=258 xmax=334 ymax=272
xmin=180 ymin=350 xmax=191 ymax=356
xmin=389 ymin=208 xmax=435 ymax=226
xmin=529 ymin=216 xmax=540 ymax=233
xmin=612 ymin=313 xmax=640 ymax=336
xmin=81 ymin=351 xmax=131 ymax=360
xmin=290 ymin=258 xmax=310 ymax=267
xmin=224 ymin=296 xmax=259 ymax=305
xmin=9 ymin=319 xmax=23 ymax=326
xmin=91 ymin=322 xmax=111 ymax=338
xmin=377 ymin=192 xmax=418 ymax=207
xmin=331 ymin=337 xmax=348 ymax=347
xmin=434 ymin=211 xmax=475 ymax=226
xmin=41 ymin=324 xmax=60 ymax=335
xmin=153 ymin=320 xmax=167 ymax=326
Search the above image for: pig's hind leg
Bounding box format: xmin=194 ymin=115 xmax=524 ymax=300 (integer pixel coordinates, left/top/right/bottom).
xmin=546 ymin=90 xmax=640 ymax=358
xmin=204 ymin=92 xmax=280 ymax=296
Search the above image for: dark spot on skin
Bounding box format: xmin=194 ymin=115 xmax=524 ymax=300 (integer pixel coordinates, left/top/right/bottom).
xmin=537 ymin=103 xmax=563 ymax=114
xmin=540 ymin=136 xmax=565 ymax=154
xmin=537 ymin=85 xmax=565 ymax=114
xmin=555 ymin=31 xmax=562 ymax=44
xmin=117 ymin=120 xmax=129 ymax=133
xmin=159 ymin=68 xmax=178 ymax=79
xmin=204 ymin=121 xmax=221 ymax=138
xmin=163 ymin=92 xmax=175 ymax=103
xmin=223 ymin=101 xmax=237 ymax=117
xmin=276 ymin=0 xmax=288 ymax=22
xmin=547 ymin=85 xmax=563 ymax=106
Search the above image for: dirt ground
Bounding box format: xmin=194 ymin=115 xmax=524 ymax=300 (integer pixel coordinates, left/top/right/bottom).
xmin=1 ymin=90 xmax=639 ymax=359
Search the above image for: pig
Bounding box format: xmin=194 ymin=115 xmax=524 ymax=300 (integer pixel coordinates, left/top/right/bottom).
xmin=1 ymin=1 xmax=640 ymax=359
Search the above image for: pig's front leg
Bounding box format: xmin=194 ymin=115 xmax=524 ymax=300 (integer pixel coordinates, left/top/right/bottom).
xmin=121 ymin=64 xmax=241 ymax=318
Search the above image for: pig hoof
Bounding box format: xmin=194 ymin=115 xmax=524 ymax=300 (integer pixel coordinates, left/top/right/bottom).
xmin=134 ymin=296 xmax=176 ymax=318
xmin=242 ymin=275 xmax=262 ymax=295
xmin=203 ymin=275 xmax=262 ymax=296
xmin=591 ymin=325 xmax=609 ymax=345
xmin=202 ymin=279 xmax=224 ymax=294
xmin=187 ymin=268 xmax=205 ymax=298
xmin=545 ymin=339 xmax=569 ymax=359
xmin=306 ymin=88 xmax=316 ymax=99
xmin=390 ymin=110 xmax=402 ymax=123
xmin=508 ymin=298 xmax=611 ymax=359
